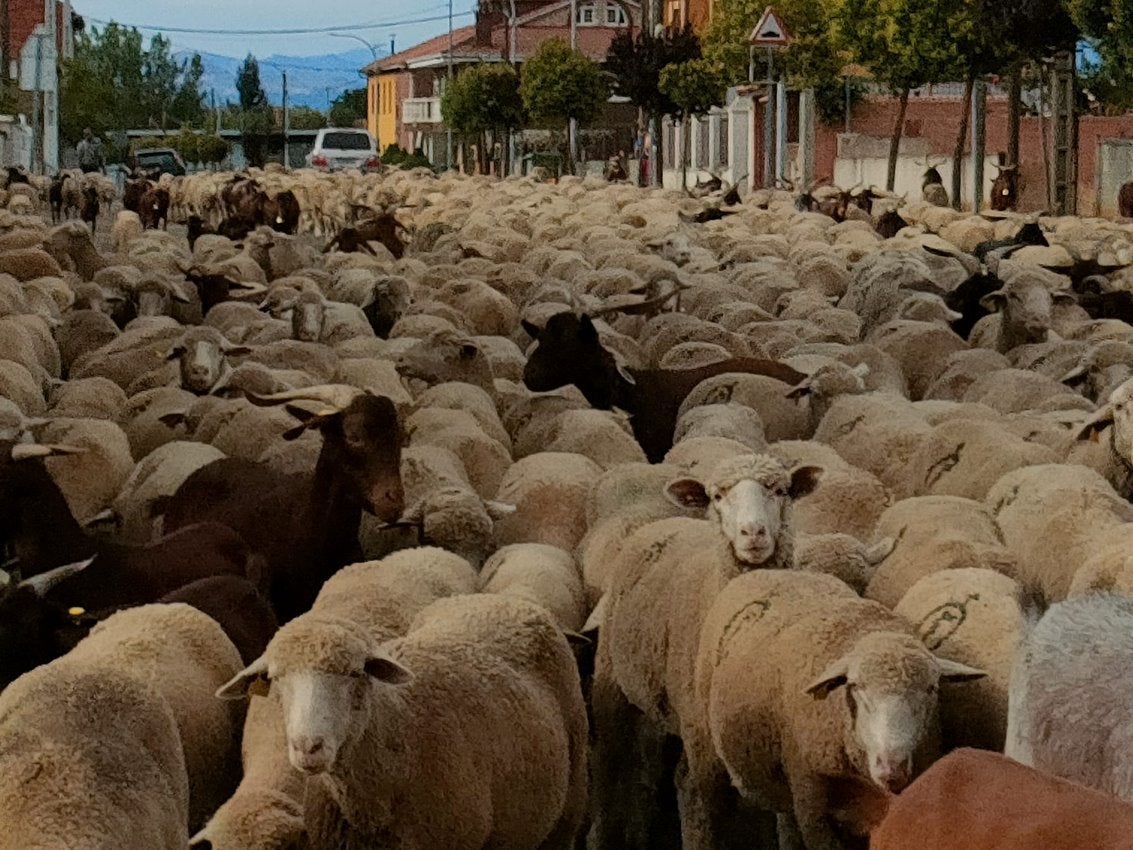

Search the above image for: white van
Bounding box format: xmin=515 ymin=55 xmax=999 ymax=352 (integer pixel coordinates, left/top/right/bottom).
xmin=306 ymin=128 xmax=380 ymax=172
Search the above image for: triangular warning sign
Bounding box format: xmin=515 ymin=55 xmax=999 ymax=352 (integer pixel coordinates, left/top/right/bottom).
xmin=750 ymin=5 xmax=790 ymax=45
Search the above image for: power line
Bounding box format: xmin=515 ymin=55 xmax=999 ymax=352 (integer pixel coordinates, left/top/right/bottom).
xmin=83 ymin=9 xmax=472 ymax=37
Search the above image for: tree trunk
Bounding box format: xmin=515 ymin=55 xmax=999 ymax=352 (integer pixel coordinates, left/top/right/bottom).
xmin=951 ymin=74 xmax=974 ymax=210
xmin=681 ymin=116 xmax=689 ymax=189
xmin=1007 ymin=64 xmax=1022 ymax=168
xmin=886 ymin=87 xmax=909 ymax=191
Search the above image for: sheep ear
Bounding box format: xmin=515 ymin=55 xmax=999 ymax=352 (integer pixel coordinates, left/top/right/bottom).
xmin=485 ymin=500 xmax=516 ymax=520
xmin=978 ymin=290 xmax=1006 ymax=312
xmin=11 ymin=443 xmax=86 ymax=461
xmin=364 ymin=653 xmax=414 ymax=684
xmin=222 ymin=344 xmax=253 ymax=357
xmin=166 ymin=344 xmax=186 ymax=362
xmin=216 ymin=657 xmax=271 ymax=700
xmin=936 ymin=658 xmax=987 ymax=683
xmin=1077 ymin=404 xmax=1114 ymax=442
xmin=665 ymin=477 xmax=710 ymax=509
xmin=1061 ymin=365 xmax=1088 ymax=387
xmin=578 ymin=314 xmax=599 ymax=341
xmin=1053 ymin=291 xmax=1078 ymax=307
xmin=789 ymin=465 xmax=823 ymax=499
xmin=805 ymin=658 xmax=849 ymax=699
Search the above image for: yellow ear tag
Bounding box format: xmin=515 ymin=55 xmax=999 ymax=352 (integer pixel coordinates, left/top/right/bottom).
xmin=68 ymin=606 xmax=86 ymax=617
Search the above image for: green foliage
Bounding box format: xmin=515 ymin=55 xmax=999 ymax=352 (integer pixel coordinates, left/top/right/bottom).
xmin=830 ymin=0 xmax=966 ymax=93
xmin=605 ymin=25 xmax=702 ymax=117
xmin=197 ymin=135 xmax=230 ymax=164
xmin=1072 ymin=0 xmax=1132 ymax=104
xmin=236 ymin=55 xmax=269 ymax=111
xmin=441 ymin=64 xmax=525 ymax=136
xmin=519 ymin=40 xmax=610 ymax=126
xmin=287 ymin=106 xmax=327 ymax=130
xmin=703 ymin=0 xmax=844 ymax=90
xmin=59 ymin=23 xmax=209 ymax=144
xmin=658 ymin=58 xmax=728 ymax=117
xmin=381 ymin=144 xmax=434 ymax=169
xmin=329 ymin=88 xmax=368 ymax=126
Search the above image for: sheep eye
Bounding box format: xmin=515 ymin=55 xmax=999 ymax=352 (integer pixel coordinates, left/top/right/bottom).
xmin=713 ymin=493 xmax=723 ymax=502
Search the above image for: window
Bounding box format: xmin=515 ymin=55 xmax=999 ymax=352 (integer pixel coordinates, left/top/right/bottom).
xmin=606 ymin=4 xmax=628 ymax=25
xmin=576 ymin=3 xmax=596 ymax=24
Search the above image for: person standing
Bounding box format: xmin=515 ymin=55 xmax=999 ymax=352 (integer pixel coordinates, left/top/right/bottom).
xmin=77 ymin=128 xmax=104 ymax=174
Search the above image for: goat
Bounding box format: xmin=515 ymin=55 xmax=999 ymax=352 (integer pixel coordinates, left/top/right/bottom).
xmin=259 ymin=189 xmax=300 ymax=234
xmin=1120 ymin=182 xmax=1133 ymax=218
xmin=974 ymin=219 xmax=1048 ymax=261
xmin=990 ymin=163 xmax=1020 ymax=212
xmin=0 ymin=440 xmax=268 ymax=688
xmin=324 ymin=212 xmax=407 ymax=258
xmin=154 ymin=388 xmax=405 ymax=621
xmin=923 ymin=167 xmax=950 ymax=207
xmin=522 ymin=312 xmax=806 ymax=462
xmin=122 ymin=177 xmax=152 ymax=215
xmin=158 ymin=575 xmax=278 ymax=665
xmin=2 ymin=165 xmax=30 ymax=189
xmin=182 ymin=264 xmax=267 ymax=314
xmin=875 ymin=208 xmax=908 ymax=239
xmin=48 ymin=173 xmax=66 ymax=223
xmin=139 ymin=185 xmax=170 ymax=230
xmin=79 ymin=184 xmax=100 ymax=232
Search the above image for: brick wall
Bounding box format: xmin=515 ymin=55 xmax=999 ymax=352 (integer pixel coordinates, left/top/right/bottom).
xmin=816 ymin=94 xmax=1133 ymax=215
xmin=8 ymin=0 xmax=68 ymax=68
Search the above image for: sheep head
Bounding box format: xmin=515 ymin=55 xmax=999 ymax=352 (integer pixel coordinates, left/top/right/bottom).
xmin=664 ymin=454 xmax=822 ymax=567
xmin=805 ymin=631 xmax=985 ymax=792
xmin=217 ymin=615 xmax=413 ymax=775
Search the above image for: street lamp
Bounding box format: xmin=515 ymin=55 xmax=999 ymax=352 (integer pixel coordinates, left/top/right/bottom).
xmin=329 ymin=32 xmax=379 ymax=60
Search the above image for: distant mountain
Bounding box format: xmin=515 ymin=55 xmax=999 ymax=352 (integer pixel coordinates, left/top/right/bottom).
xmin=175 ymin=48 xmax=385 ymax=111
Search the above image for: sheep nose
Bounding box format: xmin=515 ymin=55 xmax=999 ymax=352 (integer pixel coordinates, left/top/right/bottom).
xmin=874 ymin=757 xmax=911 ymax=792
xmin=296 ymin=736 xmax=324 ymax=756
xmin=738 ymin=524 xmax=768 ymax=540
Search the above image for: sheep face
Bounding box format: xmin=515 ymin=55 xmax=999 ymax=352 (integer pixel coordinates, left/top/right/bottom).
xmin=665 ymin=457 xmax=822 ymax=566
xmin=1079 ymin=379 xmax=1133 ymax=461
xmin=291 ymin=293 xmax=326 ymax=343
xmin=218 ymin=619 xmax=413 ymax=776
xmin=979 ymin=278 xmax=1075 ymax=345
xmin=167 ymin=331 xmax=250 ymax=395
xmin=396 ymin=332 xmax=493 ymax=390
xmin=806 ymin=632 xmax=985 ymax=792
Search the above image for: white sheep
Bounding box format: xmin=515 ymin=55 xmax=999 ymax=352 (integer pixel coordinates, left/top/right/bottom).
xmin=479 ymin=543 xmax=587 ymax=632
xmin=217 ymin=593 xmax=587 ymax=850
xmin=680 ymin=568 xmax=984 ymax=849
xmin=1006 ymin=593 xmax=1133 ymax=802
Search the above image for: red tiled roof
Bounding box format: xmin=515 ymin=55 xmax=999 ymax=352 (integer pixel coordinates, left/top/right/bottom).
xmin=367 ymin=24 xmax=480 ymax=73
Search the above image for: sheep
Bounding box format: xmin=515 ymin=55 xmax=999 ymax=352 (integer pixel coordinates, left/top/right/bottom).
xmin=1006 ymin=593 xmax=1133 ymax=802
xmin=36 ymin=416 xmax=135 ymax=523
xmin=865 ymin=494 xmax=1017 ymax=608
xmin=987 ymin=463 xmax=1133 ymax=604
xmin=871 ymin=748 xmax=1133 ymax=850
xmin=48 ymin=375 xmax=128 ymax=420
xmin=406 ymin=405 xmax=512 ymax=500
xmin=217 ymin=592 xmax=587 ymax=850
xmin=969 ymin=264 xmax=1076 ymax=353
xmin=165 ymin=327 xmax=253 ymax=395
xmin=112 ymin=209 xmax=145 ymax=252
xmin=479 ymin=543 xmax=587 ymax=632
xmin=794 ymin=532 xmax=894 ymax=594
xmin=64 ymin=603 xmax=246 ymax=829
xmin=493 ymin=451 xmax=604 ymax=552
xmin=591 ymin=454 xmax=820 ymax=849
xmin=680 ymin=568 xmax=984 ymax=850
xmin=0 ymin=648 xmax=190 ymax=849
xmin=1075 ymin=377 xmax=1133 ymax=499
xmin=673 ymin=402 xmax=768 ymax=450
xmin=894 ymin=568 xmax=1034 ymax=751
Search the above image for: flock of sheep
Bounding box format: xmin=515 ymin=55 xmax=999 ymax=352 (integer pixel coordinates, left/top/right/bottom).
xmin=3 ymin=161 xmax=1133 ymax=849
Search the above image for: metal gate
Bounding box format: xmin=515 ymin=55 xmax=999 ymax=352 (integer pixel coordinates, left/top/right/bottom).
xmin=1096 ymin=138 xmax=1133 ymax=218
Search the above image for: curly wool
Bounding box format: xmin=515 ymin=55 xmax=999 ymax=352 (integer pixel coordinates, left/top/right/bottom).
xmin=705 ymin=453 xmax=792 ymax=494
xmin=267 ymin=615 xmax=374 ymax=677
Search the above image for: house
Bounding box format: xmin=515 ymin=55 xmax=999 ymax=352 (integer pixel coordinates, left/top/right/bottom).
xmin=363 ymin=0 xmax=641 ymax=170
xmin=662 ymin=0 xmax=713 ymax=31
xmin=3 ymin=0 xmax=81 ymax=81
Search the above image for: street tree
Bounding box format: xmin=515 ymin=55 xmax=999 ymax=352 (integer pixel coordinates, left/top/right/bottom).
xmin=442 ymin=63 xmax=525 ymax=173
xmin=236 ymin=54 xmax=272 ymax=167
xmin=329 ymin=88 xmax=367 ymax=126
xmin=658 ymin=57 xmax=728 ymax=186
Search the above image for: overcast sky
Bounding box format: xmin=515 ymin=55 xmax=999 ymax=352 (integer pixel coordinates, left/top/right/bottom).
xmin=78 ymin=0 xmax=476 ymax=58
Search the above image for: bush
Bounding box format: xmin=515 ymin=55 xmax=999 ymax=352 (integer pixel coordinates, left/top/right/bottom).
xmin=381 ymin=144 xmax=434 ymax=170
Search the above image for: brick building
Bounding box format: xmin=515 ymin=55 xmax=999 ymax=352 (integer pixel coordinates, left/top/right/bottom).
xmin=364 ymin=0 xmax=641 ymax=170
xmin=662 ymin=0 xmax=713 ymax=31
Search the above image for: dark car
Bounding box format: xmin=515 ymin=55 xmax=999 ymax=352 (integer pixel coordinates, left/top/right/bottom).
xmin=128 ymin=147 xmax=186 ymax=179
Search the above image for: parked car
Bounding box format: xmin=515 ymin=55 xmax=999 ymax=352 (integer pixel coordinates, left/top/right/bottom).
xmin=306 ymin=128 xmax=380 ymax=172
xmin=128 ymin=147 xmax=187 ymax=179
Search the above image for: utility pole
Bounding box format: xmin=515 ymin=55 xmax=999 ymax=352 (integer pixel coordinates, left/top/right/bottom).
xmin=446 ymin=0 xmax=454 ymax=170
xmin=42 ymin=0 xmax=57 ymax=172
xmin=647 ymin=0 xmax=658 ymax=186
xmin=508 ymin=0 xmax=518 ymax=177
xmin=282 ymin=70 xmax=289 ymax=169
xmin=568 ymin=0 xmax=577 ymax=172
xmin=212 ymin=89 xmax=219 ymax=134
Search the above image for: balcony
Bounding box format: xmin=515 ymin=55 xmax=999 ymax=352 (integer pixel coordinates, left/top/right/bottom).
xmin=403 ymin=97 xmax=442 ymax=125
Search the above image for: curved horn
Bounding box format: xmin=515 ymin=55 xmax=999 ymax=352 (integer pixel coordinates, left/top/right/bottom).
xmin=245 ymin=384 xmax=364 ymax=411
xmin=19 ymin=556 xmax=96 ymax=596
xmin=11 ymin=443 xmax=86 ymax=461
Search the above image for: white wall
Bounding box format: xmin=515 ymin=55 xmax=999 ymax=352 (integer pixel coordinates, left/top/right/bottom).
xmin=833 ymin=152 xmax=1003 ymax=210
